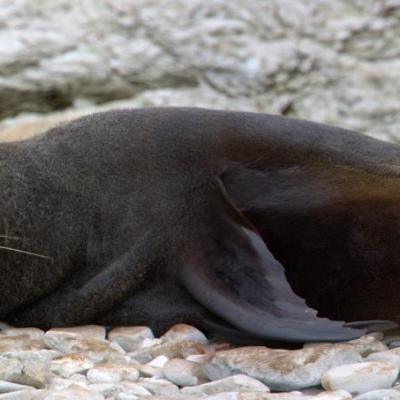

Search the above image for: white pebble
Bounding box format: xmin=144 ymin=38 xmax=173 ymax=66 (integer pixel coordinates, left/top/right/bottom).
xmin=322 ymin=361 xmax=399 ymax=394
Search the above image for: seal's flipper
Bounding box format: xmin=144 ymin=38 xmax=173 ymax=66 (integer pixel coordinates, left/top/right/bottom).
xmin=179 ymin=178 xmax=368 ymax=343
xmin=345 ymin=320 xmax=399 ymax=332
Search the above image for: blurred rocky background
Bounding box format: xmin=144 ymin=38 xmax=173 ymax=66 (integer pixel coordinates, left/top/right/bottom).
xmin=0 ymin=0 xmax=399 ymax=142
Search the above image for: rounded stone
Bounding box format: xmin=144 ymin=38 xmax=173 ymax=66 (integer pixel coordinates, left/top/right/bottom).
xmin=108 ymin=327 xmax=154 ymax=352
xmin=163 ymin=358 xmax=204 ymax=386
xmin=321 ymin=361 xmax=399 ymax=394
xmin=354 ymin=389 xmax=400 ymax=399
xmin=160 ymin=324 xmax=208 ymax=345
xmin=87 ymin=363 xmax=139 ymax=383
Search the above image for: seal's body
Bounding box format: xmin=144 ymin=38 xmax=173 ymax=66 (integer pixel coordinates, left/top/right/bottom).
xmin=1 ymin=108 xmax=399 ymax=343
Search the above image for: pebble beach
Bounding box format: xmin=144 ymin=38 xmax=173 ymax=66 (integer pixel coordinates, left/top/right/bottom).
xmin=0 ymin=323 xmax=399 ymax=400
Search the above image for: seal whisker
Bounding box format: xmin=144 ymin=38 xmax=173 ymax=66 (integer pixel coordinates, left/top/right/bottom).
xmin=0 ymin=235 xmax=19 ymax=240
xmin=0 ymin=245 xmax=52 ymax=260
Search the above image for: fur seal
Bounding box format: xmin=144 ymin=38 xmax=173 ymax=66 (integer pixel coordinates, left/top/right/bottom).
xmin=0 ymin=107 xmax=398 ymax=343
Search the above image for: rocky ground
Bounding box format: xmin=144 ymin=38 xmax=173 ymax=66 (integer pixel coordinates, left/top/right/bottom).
xmin=1 ymin=0 xmax=400 ymax=142
xmin=0 ymin=323 xmax=400 ymax=399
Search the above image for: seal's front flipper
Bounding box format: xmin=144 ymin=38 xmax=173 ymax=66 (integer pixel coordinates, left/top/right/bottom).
xmin=179 ymin=178 xmax=370 ymax=343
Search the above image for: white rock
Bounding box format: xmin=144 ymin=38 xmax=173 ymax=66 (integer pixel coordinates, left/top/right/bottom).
xmin=109 ymin=341 xmax=127 ymax=354
xmin=47 ymin=325 xmax=106 ymax=340
xmin=87 ymin=382 xmax=123 ymax=397
xmin=129 ymin=340 xmax=206 ymax=363
xmin=204 ymin=391 xmax=351 ymax=400
xmin=0 ymin=381 xmax=32 ymax=394
xmin=118 ymin=381 xmax=152 ymax=397
xmin=181 ymin=374 xmax=269 ymax=395
xmin=2 ymin=350 xmax=62 ymax=363
xmin=348 ymin=335 xmax=388 ymax=355
xmin=116 ymin=394 xmax=139 ymax=400
xmin=108 ymin=327 xmax=154 ymax=352
xmin=0 ymin=358 xmax=23 ymax=383
xmin=50 ymin=353 xmax=94 ymax=377
xmin=135 ymin=377 xmax=180 ymax=396
xmin=0 ymin=357 xmax=50 ymax=388
xmin=204 ymin=392 xmax=306 ymax=400
xmin=315 ymin=391 xmax=353 ymax=399
xmin=147 ymin=356 xmax=169 ymax=368
xmin=43 ymin=387 xmax=104 ymax=400
xmin=163 ymin=358 xmax=206 ymax=386
xmin=186 ymin=353 xmax=214 ymax=363
xmin=43 ymin=331 xmax=121 ymax=363
xmin=47 ymin=376 xmax=88 ymax=391
xmin=87 ymin=363 xmax=139 ymax=383
xmin=135 ymin=364 xmax=164 ymax=378
xmin=2 ymin=328 xmax=44 ymax=341
xmin=0 ymin=389 xmax=42 ymax=399
xmin=354 ymin=389 xmax=400 ymax=399
xmin=0 ymin=335 xmax=44 ymax=352
xmin=206 ymin=343 xmax=364 ymax=391
xmin=160 ymin=324 xmax=208 ymax=345
xmin=69 ymin=374 xmax=88 ymax=384
xmin=0 ymin=350 xmax=60 ymax=389
xmin=140 ymin=338 xmax=162 ymax=349
xmin=321 ymin=361 xmax=399 ymax=394
xmin=366 ymin=348 xmax=400 ymax=368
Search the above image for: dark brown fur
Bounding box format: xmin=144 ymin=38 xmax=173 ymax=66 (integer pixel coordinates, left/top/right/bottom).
xmin=1 ymin=107 xmax=399 ymax=343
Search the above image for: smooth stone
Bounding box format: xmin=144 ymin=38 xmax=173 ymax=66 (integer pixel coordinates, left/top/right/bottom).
xmin=204 ymin=392 xmax=307 ymax=400
xmin=116 ymin=394 xmax=139 ymax=400
xmin=354 ymin=389 xmax=400 ymax=399
xmin=135 ymin=377 xmax=180 ymax=396
xmin=304 ymin=335 xmax=387 ymax=356
xmin=348 ymin=335 xmax=388 ymax=355
xmin=0 ymin=381 xmax=32 ymax=394
xmin=69 ymin=374 xmax=89 ymax=384
xmin=163 ymin=358 xmax=207 ymax=386
xmin=2 ymin=350 xmax=62 ymax=363
xmin=160 ymin=324 xmax=208 ymax=345
xmin=186 ymin=354 xmax=214 ymax=364
xmin=0 ymin=352 xmax=56 ymax=388
xmin=17 ymin=356 xmax=53 ymax=389
xmin=48 ymin=325 xmax=106 ymax=340
xmin=300 ymin=388 xmax=352 ymax=399
xmin=148 ymin=356 xmax=169 ymax=368
xmin=87 ymin=363 xmax=139 ymax=383
xmin=108 ymin=327 xmax=154 ymax=352
xmin=0 ymin=358 xmax=25 ymax=386
xmin=141 ymin=339 xmax=163 ymax=348
xmin=321 ymin=361 xmax=399 ymax=394
xmin=0 ymin=389 xmax=42 ymax=400
xmin=2 ymin=329 xmax=44 ymax=341
xmin=118 ymin=381 xmax=152 ymax=396
xmin=47 ymin=376 xmax=89 ymax=391
xmin=129 ymin=341 xmax=206 ymax=363
xmin=366 ymin=348 xmax=400 ymax=368
xmin=88 ymin=382 xmax=124 ymax=397
xmin=181 ymin=374 xmax=269 ymax=395
xmin=110 ymin=341 xmax=128 ymax=354
xmin=205 ymin=343 xmax=364 ymax=391
xmin=0 ymin=336 xmax=44 ymax=353
xmin=43 ymin=331 xmax=123 ymax=363
xmin=204 ymin=390 xmax=352 ymax=400
xmin=135 ymin=364 xmax=164 ymax=378
xmin=315 ymin=391 xmax=353 ymax=399
xmin=50 ymin=353 xmax=94 ymax=378
xmin=43 ymin=387 xmax=104 ymax=400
